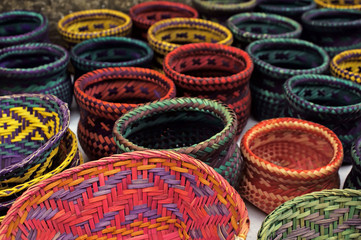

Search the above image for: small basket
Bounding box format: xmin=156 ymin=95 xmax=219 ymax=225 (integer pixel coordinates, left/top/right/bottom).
xmin=0 ymin=94 xmax=70 ymax=183
xmin=163 ymin=43 xmax=253 ymax=136
xmin=0 ymin=150 xmax=250 ymax=240
xmin=74 ymin=67 xmax=176 ymax=160
xmin=240 ymin=118 xmax=343 ymax=214
xmin=57 ymin=9 xmax=132 ymax=45
xmin=113 ymin=97 xmax=243 ymax=187
xmin=246 ymin=38 xmax=329 ymax=120
xmin=0 ymin=10 xmax=48 ymax=48
xmin=0 ymin=43 xmax=72 ymax=105
xmin=314 ymin=0 xmax=361 ymax=10
xmin=344 ymin=135 xmax=361 ymax=189
xmin=256 ymin=0 xmax=316 ymax=20
xmin=258 ymin=189 xmax=361 ymax=239
xmin=71 ymin=36 xmax=154 ymax=79
xmin=147 ymin=17 xmax=233 ymax=64
xmin=330 ymin=49 xmax=361 ymax=84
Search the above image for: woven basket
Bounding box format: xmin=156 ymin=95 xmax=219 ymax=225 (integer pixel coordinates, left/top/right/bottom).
xmin=113 ymin=97 xmax=243 ymax=187
xmin=130 ymin=1 xmax=198 ymax=40
xmin=57 ymin=9 xmax=132 ymax=45
xmin=0 ymin=43 xmax=72 ymax=106
xmin=246 ymin=38 xmax=329 ymax=120
xmin=74 ymin=67 xmax=176 ymax=160
xmin=147 ymin=17 xmax=233 ymax=64
xmin=240 ymin=117 xmax=343 ymax=214
xmin=330 ymin=49 xmax=361 ymax=84
xmin=71 ymin=36 xmax=154 ymax=79
xmin=256 ymin=0 xmax=316 ymax=20
xmin=344 ymin=135 xmax=361 ymax=189
xmin=0 ymin=150 xmax=250 ymax=240
xmin=314 ymin=0 xmax=361 ymax=10
xmin=163 ymin=43 xmax=253 ymax=137
xmin=258 ymin=189 xmax=361 ymax=239
xmin=0 ymin=10 xmax=48 ymax=48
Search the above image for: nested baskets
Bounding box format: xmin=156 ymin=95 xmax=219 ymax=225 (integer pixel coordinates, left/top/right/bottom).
xmin=71 ymin=36 xmax=154 ymax=79
xmin=57 ymin=9 xmax=132 ymax=45
xmin=246 ymin=38 xmax=329 ymax=120
xmin=0 ymin=150 xmax=250 ymax=240
xmin=0 ymin=43 xmax=72 ymax=105
xmin=258 ymin=189 xmax=361 ymax=239
xmin=0 ymin=10 xmax=48 ymax=48
xmin=113 ymin=97 xmax=243 ymax=187
xmin=74 ymin=67 xmax=176 ymax=160
xmin=240 ymin=118 xmax=343 ymax=214
xmin=344 ymin=135 xmax=361 ymax=189
xmin=314 ymin=0 xmax=361 ymax=10
xmin=256 ymin=0 xmax=316 ymax=20
xmin=330 ymin=49 xmax=361 ymax=84
xmin=163 ymin=43 xmax=253 ymax=136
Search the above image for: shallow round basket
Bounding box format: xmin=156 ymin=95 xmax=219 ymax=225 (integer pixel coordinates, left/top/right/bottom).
xmin=344 ymin=135 xmax=361 ymax=189
xmin=114 ymin=97 xmax=243 ymax=187
xmin=314 ymin=0 xmax=361 ymax=10
xmin=258 ymin=189 xmax=361 ymax=239
xmin=57 ymin=9 xmax=132 ymax=45
xmin=71 ymin=36 xmax=154 ymax=79
xmin=240 ymin=118 xmax=343 ymax=214
xmin=246 ymin=38 xmax=329 ymax=120
xmin=256 ymin=0 xmax=316 ymax=20
xmin=0 ymin=43 xmax=72 ymax=105
xmin=163 ymin=43 xmax=253 ymax=136
xmin=147 ymin=17 xmax=233 ymax=64
xmin=330 ymin=49 xmax=361 ymax=84
xmin=0 ymin=150 xmax=250 ymax=240
xmin=74 ymin=67 xmax=176 ymax=160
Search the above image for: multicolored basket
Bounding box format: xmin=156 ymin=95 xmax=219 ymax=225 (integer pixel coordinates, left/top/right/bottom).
xmin=284 ymin=74 xmax=361 ymax=164
xmin=330 ymin=49 xmax=361 ymax=84
xmin=344 ymin=135 xmax=361 ymax=189
xmin=246 ymin=38 xmax=329 ymax=120
xmin=258 ymin=189 xmax=361 ymax=239
xmin=314 ymin=0 xmax=361 ymax=10
xmin=71 ymin=36 xmax=154 ymax=79
xmin=74 ymin=67 xmax=176 ymax=160
xmin=57 ymin=9 xmax=132 ymax=45
xmin=0 ymin=150 xmax=250 ymax=240
xmin=163 ymin=43 xmax=253 ymax=136
xmin=0 ymin=43 xmax=72 ymax=106
xmin=0 ymin=94 xmax=70 ymax=183
xmin=0 ymin=10 xmax=48 ymax=48
xmin=256 ymin=0 xmax=316 ymax=20
xmin=113 ymin=97 xmax=243 ymax=187
xmin=240 ymin=118 xmax=343 ymax=214
xmin=130 ymin=1 xmax=198 ymax=40
xmin=147 ymin=18 xmax=233 ymax=64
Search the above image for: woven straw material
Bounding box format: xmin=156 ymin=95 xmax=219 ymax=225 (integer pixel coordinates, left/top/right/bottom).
xmin=57 ymin=9 xmax=132 ymax=45
xmin=258 ymin=189 xmax=361 ymax=240
xmin=344 ymin=135 xmax=361 ymax=189
xmin=74 ymin=67 xmax=176 ymax=160
xmin=331 ymin=49 xmax=361 ymax=84
xmin=113 ymin=97 xmax=243 ymax=187
xmin=314 ymin=0 xmax=361 ymax=9
xmin=0 ymin=10 xmax=48 ymax=48
xmin=256 ymin=0 xmax=316 ymax=20
xmin=240 ymin=118 xmax=343 ymax=214
xmin=163 ymin=43 xmax=253 ymax=136
xmin=0 ymin=150 xmax=250 ymax=240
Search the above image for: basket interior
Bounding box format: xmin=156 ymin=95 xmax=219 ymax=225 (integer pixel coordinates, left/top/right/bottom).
xmin=134 ymin=5 xmax=195 ymax=22
xmin=234 ymin=18 xmax=296 ymax=35
xmin=65 ymin=15 xmax=126 ymax=33
xmin=0 ymin=49 xmax=59 ymax=69
xmin=337 ymin=54 xmax=361 ymax=73
xmin=308 ymin=11 xmax=361 ymax=23
xmin=0 ymin=15 xmax=41 ymax=37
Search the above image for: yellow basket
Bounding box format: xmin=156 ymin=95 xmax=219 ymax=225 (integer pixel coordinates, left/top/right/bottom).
xmin=314 ymin=0 xmax=361 ymax=10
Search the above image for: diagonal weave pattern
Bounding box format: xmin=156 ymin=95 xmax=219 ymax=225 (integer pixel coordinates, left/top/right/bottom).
xmin=330 ymin=49 xmax=361 ymax=84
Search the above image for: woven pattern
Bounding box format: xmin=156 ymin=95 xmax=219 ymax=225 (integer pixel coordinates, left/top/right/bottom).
xmin=344 ymin=135 xmax=361 ymax=189
xmin=314 ymin=0 xmax=361 ymax=9
xmin=257 ymin=0 xmax=316 ymax=20
xmin=74 ymin=67 xmax=176 ymax=159
xmin=240 ymin=118 xmax=343 ymax=214
xmin=330 ymin=49 xmax=361 ymax=84
xmin=0 ymin=150 xmax=250 ymax=240
xmin=258 ymin=189 xmax=361 ymax=239
xmin=114 ymin=97 xmax=243 ymax=187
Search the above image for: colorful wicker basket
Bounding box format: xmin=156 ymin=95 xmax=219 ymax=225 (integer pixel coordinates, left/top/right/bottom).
xmin=344 ymin=135 xmax=361 ymax=189
xmin=330 ymin=49 xmax=361 ymax=84
xmin=258 ymin=189 xmax=361 ymax=239
xmin=113 ymin=97 xmax=243 ymax=187
xmin=74 ymin=67 xmax=176 ymax=160
xmin=163 ymin=43 xmax=253 ymax=136
xmin=0 ymin=43 xmax=72 ymax=106
xmin=71 ymin=36 xmax=154 ymax=79
xmin=246 ymin=38 xmax=329 ymax=120
xmin=57 ymin=9 xmax=132 ymax=45
xmin=0 ymin=10 xmax=48 ymax=48
xmin=314 ymin=0 xmax=361 ymax=10
xmin=147 ymin=18 xmax=233 ymax=64
xmin=256 ymin=0 xmax=316 ymax=20
xmin=130 ymin=1 xmax=198 ymax=40
xmin=240 ymin=118 xmax=343 ymax=214
xmin=0 ymin=150 xmax=250 ymax=239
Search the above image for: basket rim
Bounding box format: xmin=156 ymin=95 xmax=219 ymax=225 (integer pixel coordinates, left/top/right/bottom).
xmin=191 ymin=0 xmax=257 ymax=11
xmin=330 ymin=49 xmax=361 ymax=82
xmin=314 ymin=0 xmax=361 ymax=10
xmin=258 ymin=0 xmax=317 ymax=13
xmin=301 ymin=8 xmax=361 ymax=28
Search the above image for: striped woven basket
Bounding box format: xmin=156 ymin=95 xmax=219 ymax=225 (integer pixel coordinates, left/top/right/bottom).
xmin=256 ymin=0 xmax=316 ymax=20
xmin=113 ymin=97 xmax=243 ymax=187
xmin=330 ymin=49 xmax=361 ymax=84
xmin=74 ymin=67 xmax=176 ymax=160
xmin=314 ymin=0 xmax=361 ymax=10
xmin=258 ymin=189 xmax=361 ymax=239
xmin=163 ymin=43 xmax=253 ymax=137
xmin=0 ymin=43 xmax=72 ymax=106
xmin=0 ymin=94 xmax=70 ymax=183
xmin=240 ymin=118 xmax=343 ymax=214
xmin=0 ymin=150 xmax=250 ymax=240
xmin=0 ymin=10 xmax=48 ymax=48
xmin=344 ymin=135 xmax=361 ymax=189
